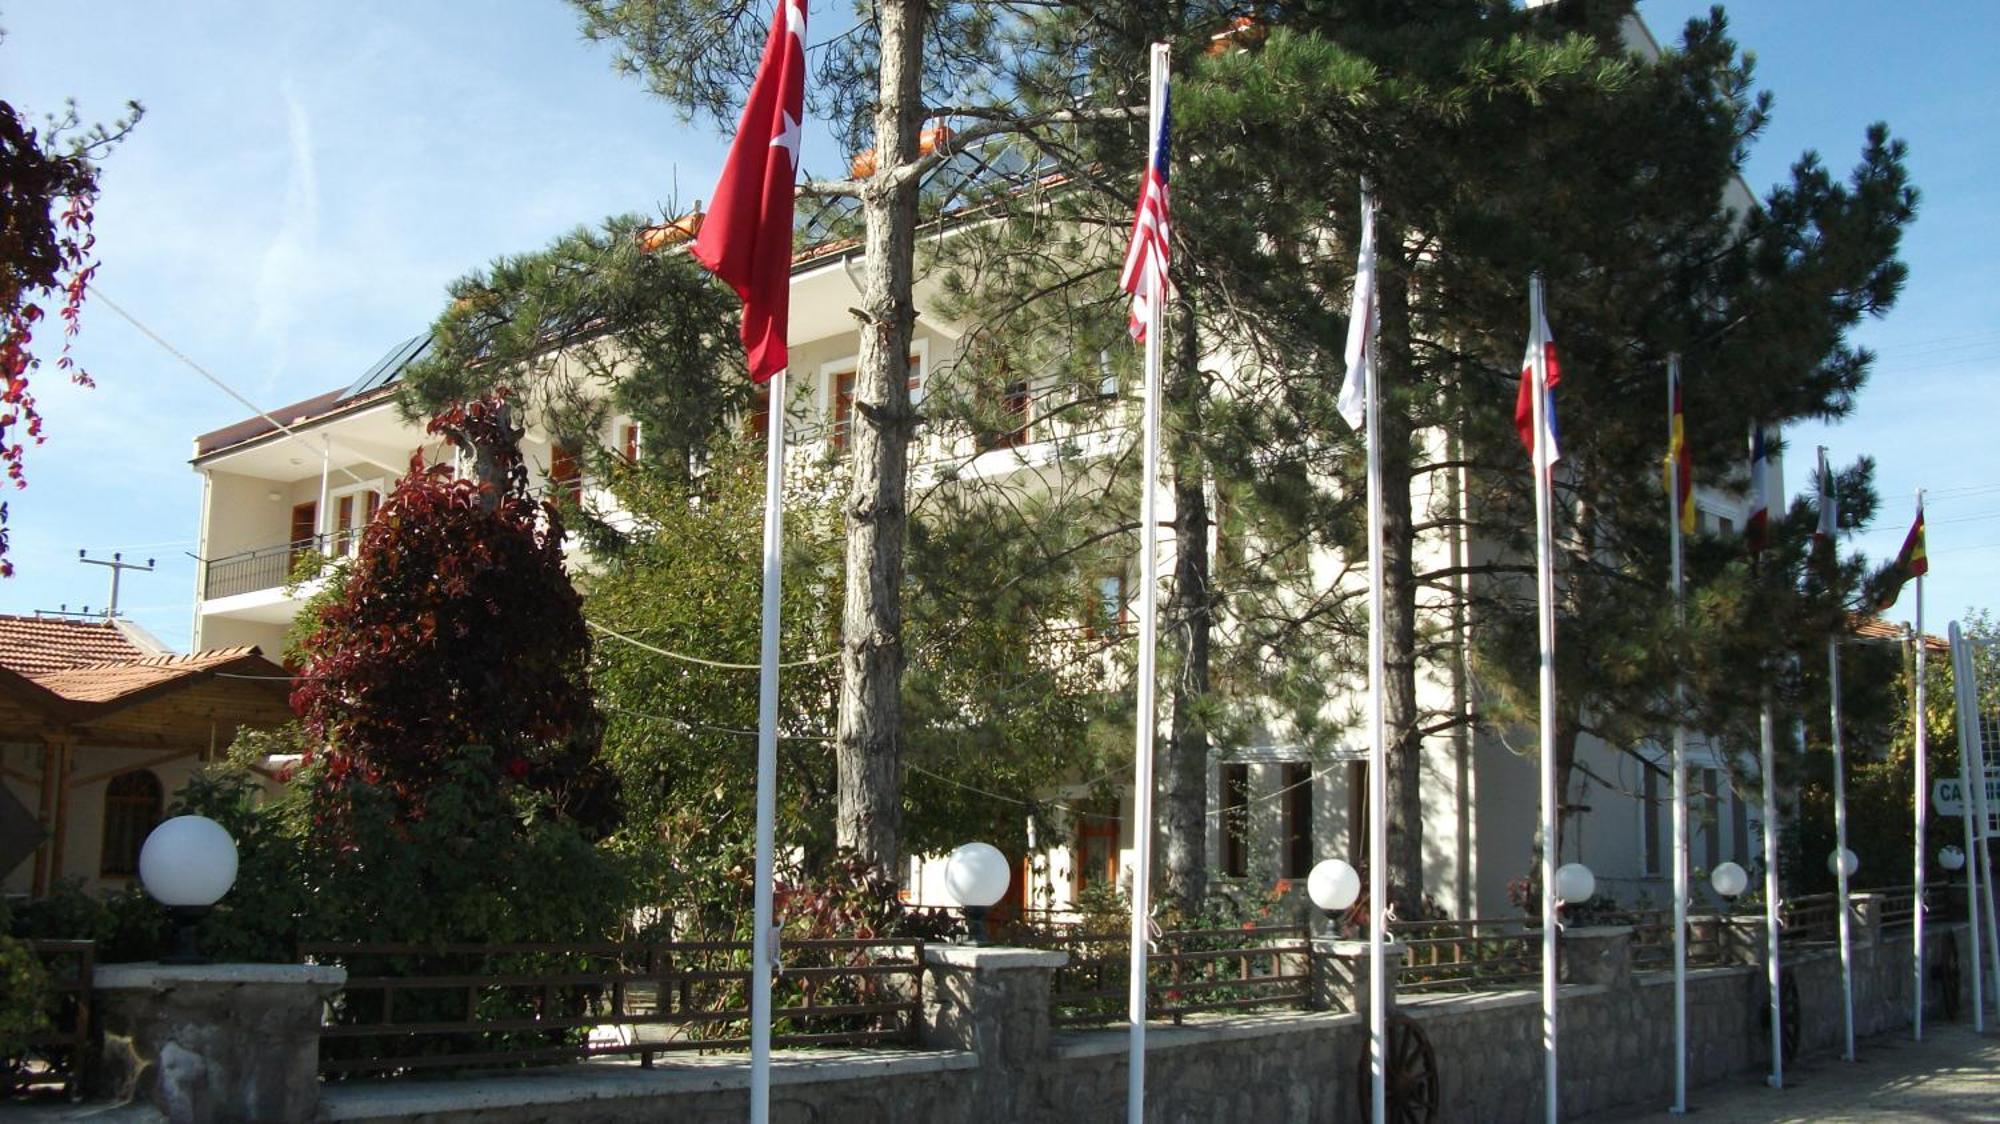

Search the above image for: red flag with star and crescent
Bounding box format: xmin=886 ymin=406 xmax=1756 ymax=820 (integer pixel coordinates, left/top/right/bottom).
xmin=692 ymin=0 xmax=807 ymax=383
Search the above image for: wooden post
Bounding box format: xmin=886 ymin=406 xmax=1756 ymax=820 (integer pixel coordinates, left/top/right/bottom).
xmin=32 ymin=741 xmax=57 ymax=896
xmin=48 ymin=738 xmax=74 ymax=889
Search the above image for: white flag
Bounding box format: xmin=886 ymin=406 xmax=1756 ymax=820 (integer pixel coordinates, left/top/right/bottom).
xmin=1337 ymin=189 xmax=1377 ymax=431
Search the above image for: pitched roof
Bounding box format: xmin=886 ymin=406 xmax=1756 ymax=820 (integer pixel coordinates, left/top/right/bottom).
xmin=1852 ymin=615 xmax=1948 ymax=653
xmin=0 ymin=614 xmax=164 ymax=677
xmin=26 ymin=647 xmax=273 ymax=706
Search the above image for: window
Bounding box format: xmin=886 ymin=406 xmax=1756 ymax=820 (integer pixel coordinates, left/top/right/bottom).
xmin=1700 ymin=768 xmax=1721 ymax=870
xmin=100 ymin=770 xmax=163 ymax=877
xmin=622 ymin=421 xmax=642 ymax=464
xmin=1641 ymin=765 xmax=1662 ymax=877
xmin=830 ymin=356 xmax=922 ymax=454
xmin=1731 ymin=780 xmax=1750 ymax=864
xmin=550 ymin=444 xmax=583 ymax=503
xmin=1346 ymin=761 xmax=1369 ymax=868
xmin=329 ymin=490 xmax=383 ymax=558
xmin=1717 ymin=515 xmax=1735 ymax=536
xmin=1091 ymin=573 xmax=1128 ymax=635
xmin=746 ymin=384 xmax=772 ymax=442
xmin=288 ymin=501 xmax=318 ymax=571
xmin=1096 ymin=349 xmax=1119 ymax=400
xmin=1222 ymin=763 xmax=1251 ymax=878
xmin=1074 ymin=800 xmax=1120 ymax=894
xmin=1281 ymin=763 xmax=1313 ymax=878
xmin=980 ymin=378 xmax=1033 ymax=449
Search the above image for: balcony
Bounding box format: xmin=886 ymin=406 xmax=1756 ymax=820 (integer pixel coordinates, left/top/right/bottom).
xmin=201 ymin=534 xmax=345 ymax=601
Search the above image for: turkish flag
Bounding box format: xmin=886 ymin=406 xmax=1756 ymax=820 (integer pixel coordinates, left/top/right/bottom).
xmin=692 ymin=0 xmax=807 ymax=383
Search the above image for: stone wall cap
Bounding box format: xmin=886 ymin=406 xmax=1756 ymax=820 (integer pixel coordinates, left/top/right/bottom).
xmin=1561 ymin=925 xmax=1634 ymax=938
xmin=94 ymin=962 xmax=348 ymax=990
xmin=320 ymin=1049 xmax=974 ymax=1119
xmin=923 ymin=945 xmax=1069 ymax=969
xmin=1052 ymin=1010 xmax=1357 ymax=1059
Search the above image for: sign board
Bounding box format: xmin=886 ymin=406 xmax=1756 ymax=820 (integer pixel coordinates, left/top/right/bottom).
xmin=1932 ymin=771 xmax=2000 ymax=827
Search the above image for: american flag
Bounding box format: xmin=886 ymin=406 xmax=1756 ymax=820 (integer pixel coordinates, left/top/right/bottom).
xmin=1119 ymin=64 xmax=1171 ymax=342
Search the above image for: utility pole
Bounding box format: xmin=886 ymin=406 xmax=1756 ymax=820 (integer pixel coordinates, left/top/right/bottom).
xmin=77 ymin=550 xmax=155 ymax=619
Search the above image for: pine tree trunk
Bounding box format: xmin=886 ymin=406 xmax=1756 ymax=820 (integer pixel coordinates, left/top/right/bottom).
xmin=1376 ymin=225 xmax=1426 ymax=916
xmin=835 ymin=0 xmax=925 ymax=876
xmin=1161 ymin=297 xmax=1211 ymax=915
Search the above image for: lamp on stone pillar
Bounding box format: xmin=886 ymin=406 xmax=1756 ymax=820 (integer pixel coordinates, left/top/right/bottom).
xmin=1554 ymin=862 xmax=1595 ymax=916
xmin=1711 ymin=860 xmax=1749 ymax=913
xmin=1306 ymin=858 xmax=1361 ymax=932
xmin=1939 ymin=845 xmax=1966 ymax=873
xmin=1827 ymin=847 xmax=1860 ymax=878
xmin=943 ymin=842 xmax=1010 ymax=946
xmin=138 ymin=815 xmax=238 ymax=964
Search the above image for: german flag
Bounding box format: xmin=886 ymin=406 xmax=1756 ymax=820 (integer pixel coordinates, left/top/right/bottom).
xmin=1663 ymin=369 xmax=1694 ymax=535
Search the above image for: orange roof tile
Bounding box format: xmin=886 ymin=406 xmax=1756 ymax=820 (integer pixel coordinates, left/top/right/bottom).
xmin=27 ymin=647 xmax=275 ymax=705
xmin=1851 ymin=615 xmax=1948 ymax=653
xmin=0 ymin=614 xmax=158 ymax=677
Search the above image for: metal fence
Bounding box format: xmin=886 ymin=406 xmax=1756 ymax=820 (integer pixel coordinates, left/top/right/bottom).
xmin=202 ymin=535 xmax=332 ymax=599
xmin=1390 ymin=917 xmax=1541 ymax=994
xmin=1020 ymin=923 xmax=1313 ymax=1028
xmin=299 ymin=938 xmax=925 ymax=1078
xmin=1626 ymin=909 xmax=1728 ymax=972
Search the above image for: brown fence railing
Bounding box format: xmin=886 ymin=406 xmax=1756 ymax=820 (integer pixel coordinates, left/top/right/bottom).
xmin=1779 ymin=893 xmax=1841 ymax=946
xmin=299 ymin=938 xmax=925 ymax=1078
xmin=7 ymin=940 xmax=94 ymax=1099
xmin=1874 ymin=884 xmax=1920 ymax=930
xmin=1391 ymin=917 xmax=1541 ymax=993
xmin=1020 ymin=923 xmax=1312 ymax=1028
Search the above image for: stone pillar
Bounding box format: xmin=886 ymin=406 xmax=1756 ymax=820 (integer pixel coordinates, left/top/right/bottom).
xmin=1718 ymin=913 xmax=1765 ymax=967
xmin=922 ymin=944 xmax=1066 ymax=1120
xmin=91 ymin=962 xmax=344 ymax=1124
xmin=1313 ymin=937 xmax=1404 ymax=1016
xmin=1849 ymin=893 xmax=1883 ymax=947
xmin=1560 ymin=925 xmax=1633 ymax=989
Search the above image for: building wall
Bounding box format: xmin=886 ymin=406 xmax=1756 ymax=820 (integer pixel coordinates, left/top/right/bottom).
xmin=2 ymin=742 xmax=228 ymax=897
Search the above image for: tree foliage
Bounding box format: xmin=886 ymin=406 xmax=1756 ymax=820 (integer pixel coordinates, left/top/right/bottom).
xmin=291 ymin=394 xmax=616 ymax=830
xmin=401 ymin=213 xmax=745 ymax=490
xmin=0 ymin=80 xmax=139 ymax=576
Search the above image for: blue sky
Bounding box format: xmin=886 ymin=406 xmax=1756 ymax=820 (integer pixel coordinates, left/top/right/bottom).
xmin=2 ymin=1 xmax=1993 ymax=650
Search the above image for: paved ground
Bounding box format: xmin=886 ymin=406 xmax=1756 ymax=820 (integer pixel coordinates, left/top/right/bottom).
xmin=1598 ymin=1023 xmax=2000 ymax=1123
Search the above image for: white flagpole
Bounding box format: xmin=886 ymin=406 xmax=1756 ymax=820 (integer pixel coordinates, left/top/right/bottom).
xmin=1823 ymin=446 xmax=1856 ymax=1062
xmin=1361 ymin=185 xmax=1389 ymax=1124
xmin=1963 ymin=625 xmax=2000 ymax=1020
xmin=750 ymin=368 xmax=788 ymax=1124
xmin=1529 ymin=274 xmax=1561 ymax=1124
xmin=1950 ymin=622 xmax=1987 ymax=1029
xmin=1759 ymin=697 xmax=1785 ymax=1087
xmin=1125 ymin=42 xmax=1168 ymax=1124
xmin=1666 ymin=357 xmax=1689 ymax=1114
xmin=1911 ymin=491 xmax=1927 ymax=1041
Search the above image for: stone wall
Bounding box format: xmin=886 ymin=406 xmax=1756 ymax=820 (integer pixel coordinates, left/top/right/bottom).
xmin=102 ymin=918 xmax=1974 ymax=1122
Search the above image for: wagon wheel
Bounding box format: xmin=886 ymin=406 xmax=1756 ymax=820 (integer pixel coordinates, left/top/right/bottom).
xmin=1933 ymin=939 xmax=1963 ymax=1022
xmin=1355 ymin=1012 xmax=1440 ymax=1124
xmin=1756 ymin=968 xmax=1801 ymax=1064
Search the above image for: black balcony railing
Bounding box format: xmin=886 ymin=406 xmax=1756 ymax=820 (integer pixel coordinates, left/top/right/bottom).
xmin=202 ymin=534 xmax=336 ymax=600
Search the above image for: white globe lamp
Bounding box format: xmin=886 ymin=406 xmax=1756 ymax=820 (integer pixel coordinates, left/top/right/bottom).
xmin=138 ymin=815 xmax=240 ymax=963
xmin=1306 ymin=859 xmax=1361 ymax=915
xmin=1709 ymin=861 xmax=1749 ymax=900
xmin=1554 ymin=862 xmax=1595 ymax=905
xmin=943 ymin=842 xmax=1011 ymax=945
xmin=1939 ymin=845 xmax=1966 ymax=873
xmin=1827 ymin=847 xmax=1859 ymax=879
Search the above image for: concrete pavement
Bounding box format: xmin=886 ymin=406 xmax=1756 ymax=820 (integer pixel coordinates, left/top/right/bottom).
xmin=1596 ymin=1022 xmax=2000 ymax=1122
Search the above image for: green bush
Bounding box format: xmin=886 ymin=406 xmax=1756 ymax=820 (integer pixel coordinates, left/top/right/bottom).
xmin=0 ymin=935 xmax=52 ymax=1057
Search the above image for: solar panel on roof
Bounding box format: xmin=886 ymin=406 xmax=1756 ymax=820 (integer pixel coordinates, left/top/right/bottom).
xmin=343 ymin=333 xmax=434 ymax=398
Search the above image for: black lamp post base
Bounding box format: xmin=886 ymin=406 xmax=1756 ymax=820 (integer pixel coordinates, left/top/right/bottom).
xmin=160 ymin=905 xmax=212 ymax=965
